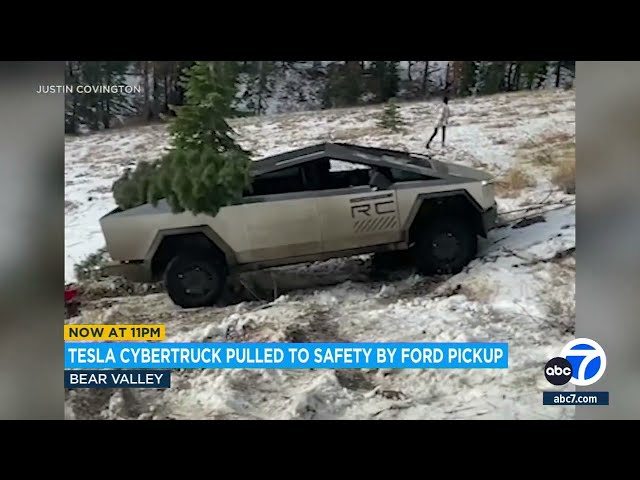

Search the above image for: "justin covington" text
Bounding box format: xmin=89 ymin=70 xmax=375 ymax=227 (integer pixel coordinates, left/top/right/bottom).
xmin=37 ymin=85 xmax=142 ymax=94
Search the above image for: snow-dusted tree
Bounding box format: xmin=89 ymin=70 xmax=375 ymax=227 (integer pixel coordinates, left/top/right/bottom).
xmin=113 ymin=61 xmax=252 ymax=217
xmin=377 ymin=98 xmax=406 ymax=132
xmin=240 ymin=61 xmax=276 ymax=115
xmin=73 ymin=61 xmax=131 ymax=130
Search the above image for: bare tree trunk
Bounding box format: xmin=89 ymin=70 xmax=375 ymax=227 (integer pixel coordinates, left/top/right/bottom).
xmin=257 ymin=61 xmax=265 ymax=115
xmin=164 ymin=69 xmax=169 ymax=114
xmin=444 ymin=61 xmax=451 ymax=92
xmin=555 ymin=61 xmax=562 ymax=88
xmin=506 ymin=62 xmax=514 ymax=90
xmin=513 ymin=62 xmax=521 ymax=90
xmin=104 ymin=97 xmax=111 ymax=129
xmin=421 ymin=61 xmax=430 ymax=95
xmin=152 ymin=62 xmax=159 ymax=119
xmin=407 ymin=61 xmax=413 ymax=82
xmin=142 ymin=61 xmax=150 ymax=120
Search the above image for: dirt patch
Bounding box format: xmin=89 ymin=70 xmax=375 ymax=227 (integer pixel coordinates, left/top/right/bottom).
xmin=519 ymin=134 xmax=575 ymax=170
xmin=495 ymin=168 xmax=537 ymax=197
xmin=519 ymin=131 xmax=575 ymax=151
xmin=65 ymin=389 xmax=112 ymax=420
xmin=531 ymin=148 xmax=556 ymax=166
xmin=335 ymin=370 xmax=376 ymax=391
xmin=389 ymin=276 xmax=446 ymax=302
xmin=78 ymin=277 xmax=165 ymax=301
xmin=133 ymin=143 xmax=147 ymax=151
xmin=512 ymin=215 xmax=546 ymax=229
xmin=331 ymin=126 xmax=380 ymax=141
xmin=65 ymin=200 xmax=78 ymax=212
xmin=229 ymin=261 xmax=371 ymax=304
xmin=543 ymin=132 xmax=574 ymax=145
xmin=89 ymin=185 xmax=112 ymax=195
xmin=491 ymin=104 xmax=518 ymax=115
xmin=487 ymin=120 xmax=517 ymax=129
xmin=518 ymin=132 xmax=576 ymax=150
xmin=532 ymin=110 xmax=550 ymax=118
xmin=283 ymin=307 xmax=345 ymax=343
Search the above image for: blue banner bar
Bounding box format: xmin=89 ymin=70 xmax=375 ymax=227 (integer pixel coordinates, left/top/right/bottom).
xmin=64 ymin=342 xmax=508 ymax=369
xmin=64 ymin=369 xmax=171 ymax=388
xmin=543 ymin=391 xmax=609 ymax=406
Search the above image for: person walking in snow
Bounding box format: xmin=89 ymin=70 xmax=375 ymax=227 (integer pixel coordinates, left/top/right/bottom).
xmin=426 ymin=96 xmax=450 ymax=149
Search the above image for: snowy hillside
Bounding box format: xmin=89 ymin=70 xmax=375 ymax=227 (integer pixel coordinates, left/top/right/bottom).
xmin=65 ymin=88 xmax=576 ymax=420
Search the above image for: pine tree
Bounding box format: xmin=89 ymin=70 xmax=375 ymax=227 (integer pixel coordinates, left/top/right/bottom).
xmin=383 ymin=61 xmax=400 ymax=100
xmin=76 ymin=62 xmax=102 ymax=130
xmin=169 ymin=61 xmax=244 ymax=152
xmin=370 ymin=61 xmax=400 ymax=102
xmin=553 ymin=61 xmax=575 ymax=88
xmin=453 ymin=61 xmax=478 ymax=97
xmin=149 ymin=147 xmax=251 ymax=215
xmin=113 ymin=61 xmax=252 ymax=217
xmin=112 ymin=161 xmax=157 ymax=210
xmin=341 ymin=61 xmax=364 ymax=105
xmin=99 ymin=61 xmax=130 ymax=129
xmin=377 ymin=98 xmax=406 ymax=132
xmin=322 ymin=61 xmax=363 ymax=108
xmin=240 ymin=61 xmax=275 ymax=115
xmin=476 ymin=62 xmax=507 ymax=95
xmin=510 ymin=62 xmax=522 ymax=90
xmin=521 ymin=61 xmax=549 ymax=89
xmin=70 ymin=61 xmax=131 ymax=131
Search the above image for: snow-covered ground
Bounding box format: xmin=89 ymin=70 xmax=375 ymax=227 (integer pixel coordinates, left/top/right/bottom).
xmin=65 ymin=88 xmax=575 ymax=420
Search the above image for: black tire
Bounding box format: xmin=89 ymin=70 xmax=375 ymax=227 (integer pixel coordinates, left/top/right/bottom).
xmin=413 ymin=216 xmax=478 ymax=275
xmin=164 ymin=252 xmax=226 ymax=308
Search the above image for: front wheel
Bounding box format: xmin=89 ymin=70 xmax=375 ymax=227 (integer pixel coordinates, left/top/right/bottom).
xmin=413 ymin=216 xmax=478 ymax=275
xmin=164 ymin=253 xmax=226 ymax=308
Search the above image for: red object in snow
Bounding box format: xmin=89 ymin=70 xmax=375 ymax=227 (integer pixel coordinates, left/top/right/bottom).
xmin=65 ymin=285 xmax=78 ymax=303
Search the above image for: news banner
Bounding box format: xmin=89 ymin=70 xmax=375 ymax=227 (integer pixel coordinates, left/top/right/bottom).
xmin=64 ymin=324 xmax=508 ymax=388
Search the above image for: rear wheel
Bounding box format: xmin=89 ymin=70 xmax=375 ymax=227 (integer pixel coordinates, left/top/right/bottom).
xmin=164 ymin=252 xmax=226 ymax=308
xmin=413 ymin=216 xmax=477 ymax=275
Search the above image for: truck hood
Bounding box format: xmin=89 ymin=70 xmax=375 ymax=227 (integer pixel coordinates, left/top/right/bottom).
xmin=429 ymin=159 xmax=494 ymax=182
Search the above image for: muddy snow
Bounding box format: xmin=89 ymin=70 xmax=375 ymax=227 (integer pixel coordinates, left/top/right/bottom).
xmin=65 ymin=89 xmax=575 ymax=420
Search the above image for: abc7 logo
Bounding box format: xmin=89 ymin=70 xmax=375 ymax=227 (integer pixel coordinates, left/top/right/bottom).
xmin=545 ymin=338 xmax=607 ymax=386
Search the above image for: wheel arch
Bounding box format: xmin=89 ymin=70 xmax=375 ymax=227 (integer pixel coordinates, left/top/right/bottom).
xmin=145 ymin=226 xmax=237 ymax=281
xmin=404 ymin=190 xmax=486 ymax=242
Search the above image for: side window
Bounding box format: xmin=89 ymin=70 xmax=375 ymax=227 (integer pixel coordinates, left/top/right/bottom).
xmin=244 ymin=160 xmax=430 ymax=197
xmin=389 ymin=168 xmax=436 ymax=182
xmin=246 ymin=166 xmax=305 ymax=196
xmin=304 ymin=158 xmax=373 ymax=191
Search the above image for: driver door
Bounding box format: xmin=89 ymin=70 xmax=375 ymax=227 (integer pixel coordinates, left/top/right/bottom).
xmin=304 ymin=161 xmax=402 ymax=253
